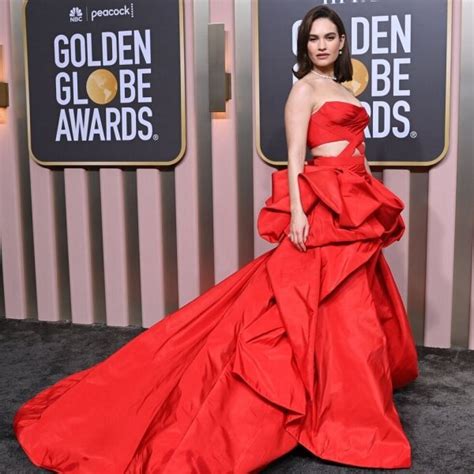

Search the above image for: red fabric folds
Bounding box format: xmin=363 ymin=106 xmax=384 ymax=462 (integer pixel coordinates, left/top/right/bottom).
xmin=13 ymin=154 xmax=419 ymax=473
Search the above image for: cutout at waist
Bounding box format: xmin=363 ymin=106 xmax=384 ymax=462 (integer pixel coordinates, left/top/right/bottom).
xmin=306 ymin=154 xmax=366 ymax=167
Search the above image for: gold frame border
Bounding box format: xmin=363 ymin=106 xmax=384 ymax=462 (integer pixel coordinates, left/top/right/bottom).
xmin=23 ymin=0 xmax=187 ymax=168
xmin=253 ymin=0 xmax=453 ymax=168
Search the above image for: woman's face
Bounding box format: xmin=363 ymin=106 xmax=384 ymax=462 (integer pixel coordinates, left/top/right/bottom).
xmin=307 ymin=18 xmax=345 ymax=69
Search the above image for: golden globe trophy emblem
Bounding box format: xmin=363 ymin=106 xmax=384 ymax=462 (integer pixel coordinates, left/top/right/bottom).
xmin=343 ymin=59 xmax=369 ymax=97
xmin=86 ymin=69 xmax=118 ymax=105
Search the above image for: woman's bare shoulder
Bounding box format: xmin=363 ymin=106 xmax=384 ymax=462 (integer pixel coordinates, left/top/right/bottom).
xmin=286 ymin=78 xmax=318 ymax=114
xmin=344 ymin=84 xmax=357 ymax=97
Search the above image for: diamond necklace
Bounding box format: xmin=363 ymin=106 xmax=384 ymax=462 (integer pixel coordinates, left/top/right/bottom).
xmin=311 ymin=69 xmax=336 ymax=81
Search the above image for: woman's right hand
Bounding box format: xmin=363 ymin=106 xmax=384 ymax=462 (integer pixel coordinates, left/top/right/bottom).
xmin=289 ymin=208 xmax=310 ymax=252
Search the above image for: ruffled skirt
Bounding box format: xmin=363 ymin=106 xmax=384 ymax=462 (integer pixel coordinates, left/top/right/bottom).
xmin=13 ymin=154 xmax=419 ymax=473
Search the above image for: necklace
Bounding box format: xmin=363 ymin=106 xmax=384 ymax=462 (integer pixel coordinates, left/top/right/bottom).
xmin=311 ymin=69 xmax=336 ymax=81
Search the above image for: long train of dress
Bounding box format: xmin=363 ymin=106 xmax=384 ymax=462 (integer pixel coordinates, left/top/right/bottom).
xmin=13 ymin=154 xmax=419 ymax=473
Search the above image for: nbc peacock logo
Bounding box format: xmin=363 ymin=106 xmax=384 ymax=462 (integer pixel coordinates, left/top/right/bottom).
xmin=69 ymin=7 xmax=83 ymax=23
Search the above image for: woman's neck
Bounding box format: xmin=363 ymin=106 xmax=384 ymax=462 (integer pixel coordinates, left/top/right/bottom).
xmin=312 ymin=66 xmax=335 ymax=77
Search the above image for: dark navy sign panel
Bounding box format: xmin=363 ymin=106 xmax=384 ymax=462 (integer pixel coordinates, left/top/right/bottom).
xmin=256 ymin=0 xmax=451 ymax=167
xmin=24 ymin=0 xmax=185 ymax=167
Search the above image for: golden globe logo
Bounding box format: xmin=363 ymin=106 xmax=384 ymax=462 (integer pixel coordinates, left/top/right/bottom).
xmin=344 ymin=59 xmax=369 ymax=97
xmin=86 ymin=69 xmax=118 ymax=105
xmin=54 ymin=29 xmax=154 ymax=142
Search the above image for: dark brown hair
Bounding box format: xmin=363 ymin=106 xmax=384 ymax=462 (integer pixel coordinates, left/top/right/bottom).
xmin=292 ymin=5 xmax=352 ymax=83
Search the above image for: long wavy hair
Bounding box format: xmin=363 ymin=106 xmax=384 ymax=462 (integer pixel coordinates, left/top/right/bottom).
xmin=292 ymin=5 xmax=352 ymax=83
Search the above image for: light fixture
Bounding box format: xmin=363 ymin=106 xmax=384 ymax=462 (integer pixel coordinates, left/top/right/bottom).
xmin=0 ymin=44 xmax=9 ymax=124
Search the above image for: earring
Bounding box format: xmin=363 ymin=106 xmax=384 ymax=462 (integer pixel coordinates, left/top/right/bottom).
xmin=339 ymin=49 xmax=342 ymax=55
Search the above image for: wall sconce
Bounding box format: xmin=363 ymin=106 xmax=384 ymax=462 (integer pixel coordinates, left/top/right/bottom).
xmin=208 ymin=24 xmax=231 ymax=113
xmin=0 ymin=45 xmax=8 ymax=124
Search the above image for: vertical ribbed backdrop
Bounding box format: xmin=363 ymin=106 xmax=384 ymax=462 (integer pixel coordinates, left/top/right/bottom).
xmin=0 ymin=0 xmax=472 ymax=349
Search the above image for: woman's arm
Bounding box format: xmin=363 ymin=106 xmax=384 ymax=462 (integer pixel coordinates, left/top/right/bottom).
xmin=283 ymin=81 xmax=314 ymax=252
xmin=284 ymin=81 xmax=314 ymax=213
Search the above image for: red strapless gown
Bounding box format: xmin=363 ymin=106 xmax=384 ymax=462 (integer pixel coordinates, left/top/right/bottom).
xmin=13 ymin=101 xmax=419 ymax=473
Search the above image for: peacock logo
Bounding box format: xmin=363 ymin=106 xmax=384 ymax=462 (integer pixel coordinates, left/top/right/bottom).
xmin=69 ymin=7 xmax=83 ymax=23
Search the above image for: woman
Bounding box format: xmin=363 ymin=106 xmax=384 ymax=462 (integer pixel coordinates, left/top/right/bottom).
xmin=13 ymin=5 xmax=419 ymax=473
xmin=286 ymin=6 xmax=374 ymax=253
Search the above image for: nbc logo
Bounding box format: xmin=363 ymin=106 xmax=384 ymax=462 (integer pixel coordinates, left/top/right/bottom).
xmin=69 ymin=7 xmax=83 ymax=23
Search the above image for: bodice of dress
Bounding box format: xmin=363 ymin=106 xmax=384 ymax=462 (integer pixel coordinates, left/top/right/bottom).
xmin=307 ymin=100 xmax=369 ymax=159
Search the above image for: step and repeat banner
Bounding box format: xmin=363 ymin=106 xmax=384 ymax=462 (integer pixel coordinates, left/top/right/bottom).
xmin=256 ymin=0 xmax=452 ymax=167
xmin=24 ymin=0 xmax=185 ymax=167
xmin=23 ymin=0 xmax=452 ymax=168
